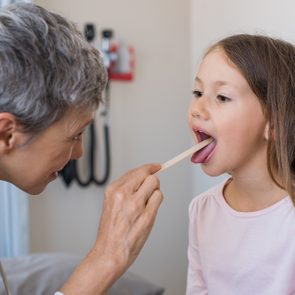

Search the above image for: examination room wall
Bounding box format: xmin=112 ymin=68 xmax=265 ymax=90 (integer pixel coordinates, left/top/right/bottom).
xmin=30 ymin=1 xmax=191 ymax=294
xmin=190 ymin=0 xmax=295 ymax=196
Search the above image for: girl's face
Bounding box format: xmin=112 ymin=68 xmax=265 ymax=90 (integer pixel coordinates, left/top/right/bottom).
xmin=2 ymin=108 xmax=94 ymax=194
xmin=188 ymin=48 xmax=269 ymax=177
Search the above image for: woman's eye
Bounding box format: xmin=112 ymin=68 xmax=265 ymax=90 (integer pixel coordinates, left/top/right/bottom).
xmin=73 ymin=131 xmax=85 ymax=141
xmin=217 ymin=94 xmax=231 ymax=102
xmin=192 ymin=90 xmax=202 ymax=98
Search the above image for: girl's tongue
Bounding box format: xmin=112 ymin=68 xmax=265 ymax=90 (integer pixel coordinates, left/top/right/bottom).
xmin=191 ymin=130 xmax=217 ymax=164
xmin=191 ymin=138 xmax=216 ymax=164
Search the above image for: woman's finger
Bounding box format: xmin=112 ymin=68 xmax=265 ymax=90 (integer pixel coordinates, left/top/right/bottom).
xmin=134 ymin=174 xmax=160 ymax=205
xmin=109 ymin=163 xmax=161 ymax=194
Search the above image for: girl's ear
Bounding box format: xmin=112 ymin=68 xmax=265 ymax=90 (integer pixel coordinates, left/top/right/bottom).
xmin=264 ymin=121 xmax=276 ymax=141
xmin=264 ymin=121 xmax=273 ymax=141
xmin=0 ymin=113 xmax=18 ymax=152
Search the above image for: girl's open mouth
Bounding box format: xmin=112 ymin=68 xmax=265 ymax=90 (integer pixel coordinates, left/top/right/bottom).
xmin=191 ymin=130 xmax=216 ymax=164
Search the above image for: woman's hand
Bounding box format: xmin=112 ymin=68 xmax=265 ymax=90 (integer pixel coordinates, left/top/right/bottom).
xmin=60 ymin=163 xmax=163 ymax=295
xmin=96 ymin=163 xmax=163 ymax=271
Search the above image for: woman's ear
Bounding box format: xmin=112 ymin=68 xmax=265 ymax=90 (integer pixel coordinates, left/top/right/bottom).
xmin=0 ymin=113 xmax=18 ymax=152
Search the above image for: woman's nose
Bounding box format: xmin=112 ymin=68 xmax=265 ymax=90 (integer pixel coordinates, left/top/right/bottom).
xmin=189 ymin=97 xmax=209 ymax=120
xmin=71 ymin=141 xmax=83 ymax=160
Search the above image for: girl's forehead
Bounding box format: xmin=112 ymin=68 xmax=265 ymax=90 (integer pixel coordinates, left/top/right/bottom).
xmin=197 ymin=50 xmax=238 ymax=80
xmin=202 ymin=48 xmax=233 ymax=70
xmin=195 ymin=49 xmax=252 ymax=94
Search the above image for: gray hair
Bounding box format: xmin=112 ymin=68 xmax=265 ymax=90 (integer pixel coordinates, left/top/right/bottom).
xmin=0 ymin=3 xmax=107 ymax=133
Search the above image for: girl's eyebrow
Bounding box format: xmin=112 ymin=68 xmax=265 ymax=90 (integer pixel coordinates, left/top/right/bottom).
xmin=194 ymin=76 xmax=204 ymax=88
xmin=194 ymin=76 xmax=202 ymax=83
xmin=195 ymin=76 xmax=233 ymax=88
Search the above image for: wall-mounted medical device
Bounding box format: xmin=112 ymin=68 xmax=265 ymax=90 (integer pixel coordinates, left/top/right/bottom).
xmin=60 ymin=24 xmax=134 ymax=188
xmin=85 ymin=24 xmax=135 ymax=81
xmin=100 ymin=29 xmax=135 ymax=81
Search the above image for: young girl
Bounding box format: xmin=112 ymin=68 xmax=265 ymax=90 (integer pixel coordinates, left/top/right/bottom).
xmin=186 ymin=34 xmax=295 ymax=294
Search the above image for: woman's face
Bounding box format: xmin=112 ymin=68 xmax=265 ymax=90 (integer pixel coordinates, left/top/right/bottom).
xmin=3 ymin=108 xmax=94 ymax=194
xmin=188 ymin=48 xmax=268 ymax=177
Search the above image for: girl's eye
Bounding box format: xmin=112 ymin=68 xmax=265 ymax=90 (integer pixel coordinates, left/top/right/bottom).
xmin=217 ymin=94 xmax=231 ymax=102
xmin=192 ymin=90 xmax=203 ymax=98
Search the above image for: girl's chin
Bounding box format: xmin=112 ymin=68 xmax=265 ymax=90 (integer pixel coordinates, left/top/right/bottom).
xmin=200 ymin=164 xmax=225 ymax=177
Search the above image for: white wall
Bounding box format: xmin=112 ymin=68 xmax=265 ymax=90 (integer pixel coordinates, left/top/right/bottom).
xmin=28 ymin=0 xmax=295 ymax=293
xmin=30 ymin=1 xmax=191 ymax=294
xmin=190 ymin=0 xmax=295 ymax=196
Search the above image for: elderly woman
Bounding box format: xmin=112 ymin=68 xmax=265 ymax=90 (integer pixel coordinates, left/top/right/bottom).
xmin=0 ymin=3 xmax=163 ymax=295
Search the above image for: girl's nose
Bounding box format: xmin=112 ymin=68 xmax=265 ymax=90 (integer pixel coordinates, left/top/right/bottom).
xmin=189 ymin=96 xmax=210 ymax=121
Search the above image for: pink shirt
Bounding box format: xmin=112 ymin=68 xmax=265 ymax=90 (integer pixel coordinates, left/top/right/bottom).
xmin=186 ymin=179 xmax=295 ymax=295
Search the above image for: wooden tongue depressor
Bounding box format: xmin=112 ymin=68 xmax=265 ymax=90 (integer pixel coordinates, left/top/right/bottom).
xmin=157 ymin=137 xmax=213 ymax=173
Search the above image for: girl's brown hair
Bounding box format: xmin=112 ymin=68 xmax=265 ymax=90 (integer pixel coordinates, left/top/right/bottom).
xmin=209 ymin=34 xmax=295 ymax=203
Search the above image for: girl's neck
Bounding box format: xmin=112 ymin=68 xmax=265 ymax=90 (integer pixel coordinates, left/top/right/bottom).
xmin=224 ymin=172 xmax=288 ymax=212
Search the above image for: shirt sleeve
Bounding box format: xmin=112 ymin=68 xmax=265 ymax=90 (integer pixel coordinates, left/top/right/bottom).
xmin=186 ymin=199 xmax=208 ymax=295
